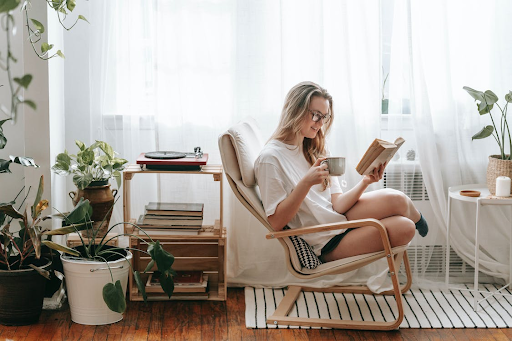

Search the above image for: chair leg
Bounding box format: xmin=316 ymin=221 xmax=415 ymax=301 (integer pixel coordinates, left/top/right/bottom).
xmin=266 ymin=251 xmax=410 ymax=330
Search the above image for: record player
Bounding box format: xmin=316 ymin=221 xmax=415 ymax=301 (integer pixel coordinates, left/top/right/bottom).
xmin=136 ymin=147 xmax=208 ymax=171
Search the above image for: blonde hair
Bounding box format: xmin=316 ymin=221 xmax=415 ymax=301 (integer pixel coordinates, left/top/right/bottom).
xmin=270 ymin=81 xmax=334 ymax=189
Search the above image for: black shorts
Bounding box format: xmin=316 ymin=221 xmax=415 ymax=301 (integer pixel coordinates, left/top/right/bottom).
xmin=319 ymin=228 xmax=355 ymax=262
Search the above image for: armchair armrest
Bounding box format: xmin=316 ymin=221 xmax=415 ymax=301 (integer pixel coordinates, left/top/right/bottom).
xmin=265 ymin=218 xmax=385 ymax=239
xmin=266 ymin=218 xmax=399 ymax=260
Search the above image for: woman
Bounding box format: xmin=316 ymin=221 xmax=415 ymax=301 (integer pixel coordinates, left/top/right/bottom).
xmin=254 ymin=81 xmax=428 ymax=263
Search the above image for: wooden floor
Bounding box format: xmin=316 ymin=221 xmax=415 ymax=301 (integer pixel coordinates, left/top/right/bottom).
xmin=1 ymin=288 xmax=512 ymax=340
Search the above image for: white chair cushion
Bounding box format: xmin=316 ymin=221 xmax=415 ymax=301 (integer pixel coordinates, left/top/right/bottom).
xmin=226 ymin=118 xmax=264 ymax=187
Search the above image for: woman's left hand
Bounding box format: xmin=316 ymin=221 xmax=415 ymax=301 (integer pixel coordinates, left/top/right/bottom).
xmin=362 ymin=162 xmax=386 ymax=185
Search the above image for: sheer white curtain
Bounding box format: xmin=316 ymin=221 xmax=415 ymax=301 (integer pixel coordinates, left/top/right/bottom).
xmin=63 ymin=0 xmax=404 ymax=289
xmin=387 ymin=0 xmax=512 ymax=285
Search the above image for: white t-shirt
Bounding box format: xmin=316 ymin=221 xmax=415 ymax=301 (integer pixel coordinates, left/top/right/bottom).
xmin=254 ymin=139 xmax=347 ymax=255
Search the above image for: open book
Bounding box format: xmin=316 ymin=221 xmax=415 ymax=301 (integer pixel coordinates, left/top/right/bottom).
xmin=356 ymin=137 xmax=405 ymax=175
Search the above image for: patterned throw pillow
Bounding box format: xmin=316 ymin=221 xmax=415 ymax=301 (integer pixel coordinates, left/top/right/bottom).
xmin=284 ymin=227 xmax=323 ymax=269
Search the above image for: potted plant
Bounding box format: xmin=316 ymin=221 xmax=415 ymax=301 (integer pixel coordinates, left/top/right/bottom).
xmin=52 ymin=140 xmax=128 ymax=237
xmin=42 ymin=198 xmax=175 ymax=325
xmin=463 ymin=86 xmax=512 ymax=194
xmin=0 ymin=176 xmax=60 ymax=325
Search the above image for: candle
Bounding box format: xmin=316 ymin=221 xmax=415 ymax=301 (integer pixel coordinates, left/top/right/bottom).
xmin=496 ymin=176 xmax=511 ymax=197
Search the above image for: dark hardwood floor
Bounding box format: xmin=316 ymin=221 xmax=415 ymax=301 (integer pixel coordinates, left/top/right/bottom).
xmin=1 ymin=288 xmax=512 ymax=340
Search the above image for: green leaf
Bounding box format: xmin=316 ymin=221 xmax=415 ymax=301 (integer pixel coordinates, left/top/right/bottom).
xmin=144 ymin=259 xmax=155 ymax=273
xmin=13 ymin=74 xmax=33 ymax=89
xmin=147 ymin=241 xmax=175 ymax=298
xmin=0 ymin=0 xmax=20 ymax=13
xmin=30 ymin=19 xmax=45 ymax=34
xmin=133 ymin=271 xmax=147 ymax=302
xmin=56 ymin=50 xmax=65 ymax=59
xmin=23 ymin=100 xmax=36 ymax=110
xmin=41 ymin=42 xmax=54 ymax=54
xmin=505 ymin=91 xmax=512 ymax=103
xmin=43 ymin=221 xmax=89 ymax=235
xmin=102 ymin=280 xmax=126 ymax=313
xmin=42 ymin=240 xmax=81 ymax=256
xmin=478 ymin=102 xmax=493 ymax=115
xmin=32 ymin=175 xmax=44 ymax=218
xmin=483 ymin=90 xmax=499 ymax=105
xmin=50 ymin=0 xmax=64 ymax=10
xmin=463 ymin=86 xmax=485 ymax=102
xmin=66 ymin=0 xmax=76 ymax=11
xmin=0 ymin=202 xmax=23 ymax=219
xmin=147 ymin=241 xmax=174 ymax=270
xmin=472 ymin=125 xmax=494 ymax=140
xmin=75 ymin=140 xmax=86 ymax=151
xmin=64 ymin=198 xmax=92 ymax=224
xmin=0 ymin=159 xmax=11 ymax=173
xmin=158 ymin=271 xmax=174 ymax=298
xmin=113 ymin=170 xmax=121 ymax=189
xmin=78 ymin=15 xmax=89 ymax=24
xmin=97 ymin=141 xmax=115 ymax=158
xmin=10 ymin=156 xmax=39 ymax=168
xmin=73 ymin=173 xmax=93 ymax=190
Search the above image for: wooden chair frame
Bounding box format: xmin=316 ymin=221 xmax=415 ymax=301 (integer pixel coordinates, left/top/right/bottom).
xmin=219 ymin=123 xmax=412 ymax=330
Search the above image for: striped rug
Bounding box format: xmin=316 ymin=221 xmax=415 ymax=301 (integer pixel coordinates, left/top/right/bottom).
xmin=245 ymin=284 xmax=512 ymax=328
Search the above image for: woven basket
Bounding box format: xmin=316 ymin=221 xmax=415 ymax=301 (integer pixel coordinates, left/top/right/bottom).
xmin=486 ymin=155 xmax=512 ymax=195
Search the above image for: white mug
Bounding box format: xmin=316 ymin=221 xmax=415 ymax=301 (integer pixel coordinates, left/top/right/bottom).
xmin=321 ymin=157 xmax=346 ymax=176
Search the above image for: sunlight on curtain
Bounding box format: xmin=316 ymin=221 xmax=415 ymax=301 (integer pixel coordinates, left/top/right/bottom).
xmin=387 ymin=0 xmax=512 ymax=285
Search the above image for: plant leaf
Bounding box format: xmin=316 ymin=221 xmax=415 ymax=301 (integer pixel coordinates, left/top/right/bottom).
xmin=42 ymin=240 xmax=81 ymax=256
xmin=463 ymin=86 xmax=485 ymax=102
xmin=13 ymin=74 xmax=33 ymax=89
xmin=103 ymin=280 xmax=126 ymax=313
xmin=483 ymin=90 xmax=499 ymax=105
xmin=23 ymin=99 xmax=36 ymax=110
xmin=75 ymin=140 xmax=86 ymax=151
xmin=0 ymin=202 xmax=24 ymax=219
xmin=505 ymin=91 xmax=512 ymax=103
xmin=66 ymin=0 xmax=76 ymax=11
xmin=0 ymin=119 xmax=10 ymax=149
xmin=0 ymin=0 xmax=20 ymax=13
xmin=9 ymin=155 xmax=39 ymax=168
xmin=43 ymin=221 xmax=90 ymax=235
xmin=472 ymin=125 xmax=494 ymax=140
xmin=30 ymin=19 xmax=45 ymax=34
xmin=147 ymin=241 xmax=175 ymax=298
xmin=158 ymin=271 xmax=174 ymax=298
xmin=0 ymin=159 xmax=11 ymax=173
xmin=56 ymin=50 xmax=65 ymax=59
xmin=32 ymin=175 xmax=45 ymax=218
xmin=41 ymin=42 xmax=54 ymax=54
xmin=28 ymin=264 xmax=51 ymax=280
xmin=144 ymin=259 xmax=155 ymax=273
xmin=78 ymin=15 xmax=89 ymax=24
xmin=63 ymin=198 xmax=92 ymax=224
xmin=133 ymin=271 xmax=147 ymax=302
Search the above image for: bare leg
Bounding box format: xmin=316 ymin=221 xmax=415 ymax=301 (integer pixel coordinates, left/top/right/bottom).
xmin=344 ymin=188 xmax=421 ymax=223
xmin=322 ymin=216 xmax=415 ymax=262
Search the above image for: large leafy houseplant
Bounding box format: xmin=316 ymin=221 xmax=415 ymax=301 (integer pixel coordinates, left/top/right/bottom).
xmin=464 ymin=86 xmax=512 ymax=159
xmin=42 ymin=198 xmax=175 ymax=314
xmin=52 ymin=140 xmax=128 ymax=190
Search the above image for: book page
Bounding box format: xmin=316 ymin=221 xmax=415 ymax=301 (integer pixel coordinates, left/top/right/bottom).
xmin=357 ymin=137 xmax=405 ymax=175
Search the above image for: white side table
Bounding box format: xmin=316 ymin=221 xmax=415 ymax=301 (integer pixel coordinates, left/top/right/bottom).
xmin=445 ymin=184 xmax=512 ymax=311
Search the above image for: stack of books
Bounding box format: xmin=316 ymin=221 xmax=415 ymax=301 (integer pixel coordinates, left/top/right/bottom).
xmin=146 ymin=270 xmax=208 ymax=299
xmin=137 ymin=202 xmax=204 ymax=235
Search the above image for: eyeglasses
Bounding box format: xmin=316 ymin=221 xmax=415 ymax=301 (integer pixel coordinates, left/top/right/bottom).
xmin=309 ymin=110 xmax=331 ymax=124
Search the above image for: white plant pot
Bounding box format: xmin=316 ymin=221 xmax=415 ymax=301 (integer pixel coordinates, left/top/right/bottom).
xmin=61 ymin=250 xmax=132 ymax=325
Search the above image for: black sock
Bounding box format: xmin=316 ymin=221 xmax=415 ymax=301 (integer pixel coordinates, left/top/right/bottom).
xmin=415 ymin=213 xmax=428 ymax=237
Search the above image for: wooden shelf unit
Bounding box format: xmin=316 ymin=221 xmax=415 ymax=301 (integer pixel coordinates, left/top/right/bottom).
xmin=123 ymin=164 xmax=227 ymax=301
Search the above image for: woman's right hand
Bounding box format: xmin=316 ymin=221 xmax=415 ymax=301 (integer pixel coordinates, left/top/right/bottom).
xmin=301 ymin=158 xmax=329 ymax=187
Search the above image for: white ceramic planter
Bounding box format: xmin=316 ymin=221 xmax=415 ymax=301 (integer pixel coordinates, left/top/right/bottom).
xmin=61 ymin=251 xmax=132 ymax=325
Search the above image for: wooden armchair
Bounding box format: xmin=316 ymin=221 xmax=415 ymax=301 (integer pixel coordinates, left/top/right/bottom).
xmin=218 ymin=119 xmax=412 ymax=330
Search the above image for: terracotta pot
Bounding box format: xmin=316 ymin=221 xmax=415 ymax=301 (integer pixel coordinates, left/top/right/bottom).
xmin=69 ymin=183 xmax=118 ymax=238
xmin=487 ymin=155 xmax=512 ymax=195
xmin=0 ymin=258 xmax=52 ymax=326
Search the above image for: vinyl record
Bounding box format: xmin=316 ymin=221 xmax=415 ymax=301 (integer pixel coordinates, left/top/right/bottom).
xmin=144 ymin=151 xmax=186 ymax=159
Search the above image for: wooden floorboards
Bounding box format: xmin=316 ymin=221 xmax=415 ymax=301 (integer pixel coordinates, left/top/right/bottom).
xmin=0 ymin=288 xmax=511 ymax=340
